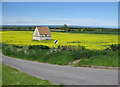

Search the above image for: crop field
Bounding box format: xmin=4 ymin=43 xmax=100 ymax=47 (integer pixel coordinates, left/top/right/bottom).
xmin=1 ymin=31 xmax=118 ymax=50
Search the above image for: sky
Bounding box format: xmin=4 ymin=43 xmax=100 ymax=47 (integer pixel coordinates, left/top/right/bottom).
xmin=2 ymin=2 xmax=118 ymax=28
xmin=2 ymin=0 xmax=120 ymax=2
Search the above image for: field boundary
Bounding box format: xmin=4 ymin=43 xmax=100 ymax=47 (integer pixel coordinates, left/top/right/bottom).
xmin=2 ymin=52 xmax=119 ymax=70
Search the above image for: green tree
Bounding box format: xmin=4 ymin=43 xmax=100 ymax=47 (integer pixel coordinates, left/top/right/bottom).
xmin=9 ymin=27 xmax=14 ymax=30
xmin=28 ymin=27 xmax=32 ymax=31
xmin=66 ymin=27 xmax=71 ymax=32
xmin=2 ymin=27 xmax=7 ymax=30
xmin=62 ymin=24 xmax=71 ymax=32
xmin=60 ymin=26 xmax=64 ymax=31
xmin=16 ymin=27 xmax=20 ymax=31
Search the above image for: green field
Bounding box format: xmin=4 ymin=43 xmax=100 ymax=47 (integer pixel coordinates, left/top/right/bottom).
xmin=1 ymin=31 xmax=118 ymax=50
xmin=2 ymin=64 xmax=52 ymax=85
xmin=1 ymin=31 xmax=119 ymax=67
xmin=2 ymin=43 xmax=119 ymax=67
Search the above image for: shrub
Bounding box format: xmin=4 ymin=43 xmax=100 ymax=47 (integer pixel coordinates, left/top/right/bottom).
xmin=2 ymin=43 xmax=118 ymax=67
xmin=57 ymin=45 xmax=85 ymax=51
xmin=12 ymin=45 xmax=23 ymax=49
xmin=72 ymin=50 xmax=97 ymax=60
xmin=28 ymin=45 xmax=50 ymax=50
xmin=109 ymin=44 xmax=120 ymax=51
xmin=75 ymin=50 xmax=118 ymax=67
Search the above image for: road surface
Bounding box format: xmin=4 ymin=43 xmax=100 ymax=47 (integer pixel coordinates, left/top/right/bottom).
xmin=2 ymin=53 xmax=118 ymax=85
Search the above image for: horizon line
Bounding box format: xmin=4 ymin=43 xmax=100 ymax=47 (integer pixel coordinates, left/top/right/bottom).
xmin=1 ymin=24 xmax=118 ymax=28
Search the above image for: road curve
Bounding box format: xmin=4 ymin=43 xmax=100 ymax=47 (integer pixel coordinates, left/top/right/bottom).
xmin=2 ymin=53 xmax=118 ymax=85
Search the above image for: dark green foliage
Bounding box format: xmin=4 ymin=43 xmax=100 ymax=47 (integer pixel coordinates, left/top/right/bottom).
xmin=57 ymin=45 xmax=85 ymax=51
xmin=12 ymin=45 xmax=23 ymax=48
xmin=2 ymin=25 xmax=119 ymax=34
xmin=109 ymin=44 xmax=120 ymax=51
xmin=67 ymin=41 xmax=81 ymax=43
xmin=2 ymin=43 xmax=119 ymax=67
xmin=0 ymin=43 xmax=2 ymax=49
xmin=44 ymin=51 xmax=74 ymax=65
xmin=60 ymin=24 xmax=71 ymax=32
xmin=2 ymin=26 xmax=35 ymax=31
xmin=75 ymin=50 xmax=118 ymax=67
xmin=2 ymin=43 xmax=48 ymax=61
xmin=2 ymin=44 xmax=75 ymax=65
xmin=68 ymin=31 xmax=118 ymax=35
xmin=28 ymin=45 xmax=50 ymax=50
xmin=72 ymin=50 xmax=98 ymax=60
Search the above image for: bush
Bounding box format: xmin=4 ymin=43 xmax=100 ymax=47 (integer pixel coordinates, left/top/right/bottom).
xmin=28 ymin=45 xmax=50 ymax=50
xmin=12 ymin=45 xmax=23 ymax=49
xmin=76 ymin=50 xmax=118 ymax=67
xmin=72 ymin=50 xmax=97 ymax=60
xmin=109 ymin=44 xmax=120 ymax=51
xmin=2 ymin=43 xmax=118 ymax=67
xmin=57 ymin=45 xmax=85 ymax=51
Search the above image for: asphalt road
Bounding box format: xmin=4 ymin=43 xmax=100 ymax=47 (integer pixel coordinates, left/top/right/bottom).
xmin=2 ymin=53 xmax=118 ymax=85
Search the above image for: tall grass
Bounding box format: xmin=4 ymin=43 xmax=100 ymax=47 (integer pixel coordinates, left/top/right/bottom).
xmin=75 ymin=50 xmax=118 ymax=67
xmin=2 ymin=43 xmax=119 ymax=67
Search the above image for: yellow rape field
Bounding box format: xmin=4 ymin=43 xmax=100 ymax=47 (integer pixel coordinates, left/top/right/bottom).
xmin=0 ymin=31 xmax=118 ymax=50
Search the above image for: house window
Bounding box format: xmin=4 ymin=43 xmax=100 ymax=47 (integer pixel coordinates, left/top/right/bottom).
xmin=41 ymin=35 xmax=44 ymax=37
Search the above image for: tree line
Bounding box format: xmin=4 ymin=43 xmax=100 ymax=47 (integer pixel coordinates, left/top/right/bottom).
xmin=2 ymin=26 xmax=35 ymax=31
xmin=2 ymin=24 xmax=119 ymax=32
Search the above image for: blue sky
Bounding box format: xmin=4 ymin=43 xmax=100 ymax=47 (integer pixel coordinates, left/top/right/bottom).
xmin=2 ymin=2 xmax=118 ymax=28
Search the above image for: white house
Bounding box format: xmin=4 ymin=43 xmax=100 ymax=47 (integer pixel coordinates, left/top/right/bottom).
xmin=33 ymin=27 xmax=51 ymax=41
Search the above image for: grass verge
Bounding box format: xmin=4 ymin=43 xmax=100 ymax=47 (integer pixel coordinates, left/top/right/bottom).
xmin=2 ymin=64 xmax=53 ymax=85
xmin=75 ymin=50 xmax=118 ymax=67
xmin=2 ymin=43 xmax=119 ymax=67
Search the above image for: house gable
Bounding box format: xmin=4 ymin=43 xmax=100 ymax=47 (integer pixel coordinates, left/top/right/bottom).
xmin=33 ymin=27 xmax=40 ymax=36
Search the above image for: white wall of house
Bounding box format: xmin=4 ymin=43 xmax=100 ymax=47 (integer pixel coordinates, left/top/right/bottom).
xmin=33 ymin=27 xmax=40 ymax=40
xmin=33 ymin=36 xmax=51 ymax=41
xmin=33 ymin=27 xmax=40 ymax=37
xmin=40 ymin=37 xmax=51 ymax=40
xmin=33 ymin=27 xmax=51 ymax=41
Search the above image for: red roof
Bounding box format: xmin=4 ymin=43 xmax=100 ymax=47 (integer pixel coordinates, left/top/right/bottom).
xmin=37 ymin=27 xmax=51 ymax=35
